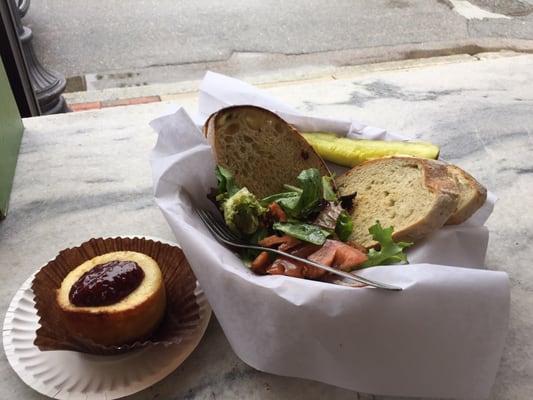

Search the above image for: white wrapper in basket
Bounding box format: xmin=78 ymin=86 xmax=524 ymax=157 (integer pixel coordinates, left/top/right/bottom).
xmin=149 ymin=72 xmax=509 ymax=399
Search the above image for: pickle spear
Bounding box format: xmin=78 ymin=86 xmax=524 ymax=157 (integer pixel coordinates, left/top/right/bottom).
xmin=302 ymin=132 xmax=439 ymax=167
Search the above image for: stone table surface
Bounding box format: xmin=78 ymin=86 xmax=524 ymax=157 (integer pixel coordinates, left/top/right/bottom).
xmin=1 ymin=54 xmax=532 ymax=400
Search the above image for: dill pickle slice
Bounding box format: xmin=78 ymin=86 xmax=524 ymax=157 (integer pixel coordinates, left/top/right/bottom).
xmin=302 ymin=132 xmax=439 ymax=167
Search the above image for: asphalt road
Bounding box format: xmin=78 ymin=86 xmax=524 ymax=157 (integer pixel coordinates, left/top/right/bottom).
xmin=24 ymin=0 xmax=533 ymax=90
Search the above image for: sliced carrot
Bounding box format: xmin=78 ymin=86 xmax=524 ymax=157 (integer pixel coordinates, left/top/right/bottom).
xmin=259 ymin=234 xmax=300 ymax=249
xmin=268 ymin=202 xmax=287 ymax=222
xmin=259 ymin=235 xmax=286 ymax=247
xmin=250 ymin=251 xmax=271 ymax=274
xmin=265 ymin=262 xmax=286 ymax=275
xmin=333 ymin=243 xmax=368 ymax=271
xmin=290 ymin=243 xmax=321 ymax=258
xmin=278 ymin=236 xmax=301 ymax=251
xmin=307 ymin=239 xmax=337 ymax=267
xmin=303 ymin=264 xmax=328 ymax=280
xmin=260 ymin=239 xmax=366 ymax=280
xmin=308 ymin=239 xmax=368 ymax=272
xmin=267 ymin=257 xmax=306 ymax=278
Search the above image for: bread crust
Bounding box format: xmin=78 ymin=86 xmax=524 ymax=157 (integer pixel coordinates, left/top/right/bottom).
xmin=205 ymin=105 xmax=330 ymax=198
xmin=394 ymin=158 xmax=459 ymax=244
xmin=203 ymin=111 xmax=216 ymax=138
xmin=444 ymin=164 xmax=487 ymax=225
xmin=336 ymin=157 xmax=459 ymax=248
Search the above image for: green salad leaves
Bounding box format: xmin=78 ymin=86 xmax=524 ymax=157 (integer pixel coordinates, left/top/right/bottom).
xmin=335 ymin=211 xmax=353 ymax=242
xmin=273 ymin=221 xmax=331 ymax=245
xmin=215 ymin=166 xmax=265 ymax=235
xmin=214 ymin=167 xmax=352 ymax=245
xmin=259 ymin=168 xmax=353 ymax=244
xmin=215 ymin=165 xmax=240 ymax=201
xmin=363 ymin=221 xmax=413 ymax=267
xmin=212 ymin=165 xmax=412 ymax=267
xmin=322 ymin=176 xmax=337 ymax=202
xmin=260 ymin=168 xmax=324 ymax=219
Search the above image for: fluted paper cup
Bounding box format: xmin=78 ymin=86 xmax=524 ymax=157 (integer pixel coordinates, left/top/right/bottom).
xmin=32 ymin=237 xmax=200 ymax=355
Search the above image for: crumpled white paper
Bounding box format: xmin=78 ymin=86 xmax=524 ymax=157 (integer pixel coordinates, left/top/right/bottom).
xmin=150 ymin=72 xmax=509 ymax=399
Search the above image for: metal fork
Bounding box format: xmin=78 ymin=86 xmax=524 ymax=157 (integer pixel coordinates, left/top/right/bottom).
xmin=196 ymin=209 xmax=402 ymax=291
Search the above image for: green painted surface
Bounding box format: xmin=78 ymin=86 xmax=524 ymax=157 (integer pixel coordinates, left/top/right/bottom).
xmin=0 ymin=59 xmax=24 ymax=219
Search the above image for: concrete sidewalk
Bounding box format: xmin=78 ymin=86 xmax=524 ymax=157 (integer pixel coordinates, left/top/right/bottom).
xmin=64 ymin=50 xmax=527 ymax=112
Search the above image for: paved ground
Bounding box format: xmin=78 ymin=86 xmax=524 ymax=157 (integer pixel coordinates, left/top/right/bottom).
xmin=3 ymin=53 xmax=532 ymax=400
xmin=24 ymin=0 xmax=533 ymax=91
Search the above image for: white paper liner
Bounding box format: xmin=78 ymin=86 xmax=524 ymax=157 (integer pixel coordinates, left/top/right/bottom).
xmin=149 ymin=72 xmax=509 ymax=399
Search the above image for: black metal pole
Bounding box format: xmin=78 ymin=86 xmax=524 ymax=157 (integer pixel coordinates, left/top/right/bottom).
xmin=12 ymin=0 xmax=68 ymax=114
xmin=0 ymin=0 xmax=40 ymax=117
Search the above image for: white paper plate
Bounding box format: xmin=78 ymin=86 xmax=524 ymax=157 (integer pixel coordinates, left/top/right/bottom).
xmin=3 ymin=239 xmax=212 ymax=400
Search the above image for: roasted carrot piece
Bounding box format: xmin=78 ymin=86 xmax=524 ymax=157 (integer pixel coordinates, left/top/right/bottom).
xmin=333 ymin=243 xmax=367 ymax=271
xmin=250 ymin=251 xmax=271 ymax=274
xmin=303 ymin=264 xmax=328 ymax=279
xmin=259 ymin=235 xmax=287 ymax=247
xmin=268 ymin=202 xmax=287 ymax=222
xmin=307 ymin=240 xmax=337 ymax=267
xmin=263 ymin=244 xmax=326 ymax=280
xmin=266 ymin=261 xmax=286 ymax=275
xmin=291 ymin=243 xmax=321 ymax=258
xmin=266 ymin=257 xmax=306 ymax=278
xmin=308 ymin=239 xmax=368 ymax=272
xmin=278 ymin=236 xmax=301 ymax=251
xmin=259 ymin=234 xmax=300 ymax=249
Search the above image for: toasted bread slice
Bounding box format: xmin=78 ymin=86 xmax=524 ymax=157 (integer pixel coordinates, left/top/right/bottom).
xmin=444 ymin=164 xmax=487 ymax=225
xmin=206 ymin=105 xmax=330 ymax=198
xmin=336 ymin=157 xmax=459 ymax=248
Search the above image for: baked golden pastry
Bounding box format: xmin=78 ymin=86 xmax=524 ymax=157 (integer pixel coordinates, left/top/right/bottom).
xmin=57 ymin=251 xmax=166 ymax=346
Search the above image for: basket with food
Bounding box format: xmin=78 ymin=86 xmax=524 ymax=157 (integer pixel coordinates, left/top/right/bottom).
xmin=150 ymin=72 xmax=508 ymax=399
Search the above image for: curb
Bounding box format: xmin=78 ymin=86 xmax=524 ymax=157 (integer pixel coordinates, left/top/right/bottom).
xmin=69 ymin=96 xmax=161 ymax=112
xmin=65 ymin=47 xmax=532 ymax=112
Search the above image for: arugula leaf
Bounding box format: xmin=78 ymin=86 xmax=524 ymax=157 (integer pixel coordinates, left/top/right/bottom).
xmin=277 ymin=196 xmax=301 ymax=213
xmin=273 ymin=221 xmax=332 ymax=245
xmin=260 ymin=169 xmax=343 ymax=225
xmin=335 ymin=210 xmax=353 ymax=242
xmin=322 ymin=176 xmax=337 ymax=202
xmin=215 ymin=165 xmax=240 ymax=198
xmin=362 ymin=221 xmax=413 ymax=267
xmin=261 ymin=169 xmax=324 ymax=218
xmin=294 ymin=168 xmax=323 ymax=217
xmin=283 ymin=184 xmax=302 ymax=193
xmin=260 ymin=192 xmax=301 ymax=216
xmin=260 ymin=191 xmax=299 ymax=206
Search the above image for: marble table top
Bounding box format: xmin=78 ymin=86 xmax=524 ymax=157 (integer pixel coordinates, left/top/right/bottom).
xmin=1 ymin=54 xmax=532 ymax=399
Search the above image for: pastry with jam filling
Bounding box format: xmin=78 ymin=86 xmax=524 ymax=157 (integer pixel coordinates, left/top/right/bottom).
xmin=56 ymin=251 xmax=166 ymax=346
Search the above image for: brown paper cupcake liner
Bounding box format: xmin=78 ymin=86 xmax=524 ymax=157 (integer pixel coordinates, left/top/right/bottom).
xmin=32 ymin=237 xmax=201 ymax=355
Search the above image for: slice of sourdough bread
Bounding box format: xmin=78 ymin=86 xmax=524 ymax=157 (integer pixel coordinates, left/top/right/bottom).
xmin=205 ymin=105 xmax=330 ymax=198
xmin=444 ymin=164 xmax=487 ymax=225
xmin=336 ymin=157 xmax=459 ymax=248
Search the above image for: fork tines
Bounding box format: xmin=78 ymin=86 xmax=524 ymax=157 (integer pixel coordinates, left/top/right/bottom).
xmin=196 ymin=209 xmax=243 ymax=244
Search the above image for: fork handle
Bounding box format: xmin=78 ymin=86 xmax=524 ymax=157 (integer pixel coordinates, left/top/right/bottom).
xmin=235 ymin=243 xmax=402 ymax=291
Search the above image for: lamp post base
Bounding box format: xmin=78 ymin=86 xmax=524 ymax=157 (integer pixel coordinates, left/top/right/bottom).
xmin=14 ymin=0 xmax=68 ymax=114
